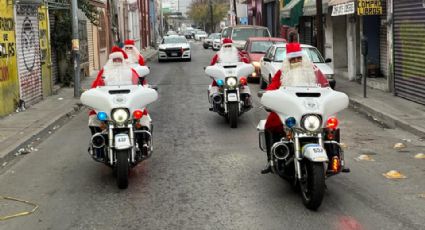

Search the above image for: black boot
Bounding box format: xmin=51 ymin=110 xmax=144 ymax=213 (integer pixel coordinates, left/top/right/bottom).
xmin=261 ymin=161 xmax=272 ymax=174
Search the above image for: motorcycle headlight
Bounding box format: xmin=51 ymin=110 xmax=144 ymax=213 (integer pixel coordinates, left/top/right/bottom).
xmin=226 ymin=77 xmax=237 ymax=87
xmin=301 ymin=115 xmax=322 ymax=132
xmin=112 ymin=109 xmax=129 ymax=124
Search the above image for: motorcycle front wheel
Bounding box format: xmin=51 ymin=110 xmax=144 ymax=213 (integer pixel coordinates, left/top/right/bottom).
xmin=116 ymin=150 xmax=130 ymax=189
xmin=299 ymin=161 xmax=325 ymax=210
xmin=228 ymin=103 xmax=239 ymax=128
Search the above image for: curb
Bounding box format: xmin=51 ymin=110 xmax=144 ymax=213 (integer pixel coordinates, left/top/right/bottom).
xmin=0 ymin=103 xmax=84 ymax=167
xmin=349 ymin=98 xmax=425 ymax=138
xmin=0 ymin=49 xmax=158 ymax=167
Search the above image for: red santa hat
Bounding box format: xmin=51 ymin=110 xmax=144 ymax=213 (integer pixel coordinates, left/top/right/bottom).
xmin=124 ymin=39 xmax=135 ymax=46
xmin=222 ymin=38 xmax=233 ymax=44
xmin=286 ymin=43 xmax=303 ymax=59
xmin=109 ymin=46 xmax=128 ymax=60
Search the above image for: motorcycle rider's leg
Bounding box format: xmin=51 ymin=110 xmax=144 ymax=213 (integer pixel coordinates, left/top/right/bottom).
xmin=240 ymin=86 xmax=252 ymax=109
xmin=137 ymin=113 xmax=152 ymax=156
xmin=261 ymin=129 xmax=284 ymax=174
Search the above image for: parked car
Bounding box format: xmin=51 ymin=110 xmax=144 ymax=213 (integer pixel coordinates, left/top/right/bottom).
xmin=184 ymin=30 xmax=193 ymax=39
xmin=194 ymin=31 xmax=208 ymax=41
xmin=221 ymin=25 xmax=271 ymax=50
xmin=240 ymin=37 xmax=286 ymax=82
xmin=203 ymin=33 xmax=221 ymax=49
xmin=212 ymin=36 xmax=222 ymax=51
xmin=166 ymin=30 xmax=178 ymax=36
xmin=158 ymin=35 xmax=191 ymax=62
xmin=259 ymin=43 xmax=335 ymax=89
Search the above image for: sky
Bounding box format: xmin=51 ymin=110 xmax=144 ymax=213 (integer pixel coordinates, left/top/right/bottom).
xmin=163 ymin=0 xmax=193 ymax=16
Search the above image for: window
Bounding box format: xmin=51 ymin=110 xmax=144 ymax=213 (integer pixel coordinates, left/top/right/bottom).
xmin=273 ymin=47 xmax=325 ymax=63
xmin=232 ymin=28 xmax=270 ymax=41
xmin=163 ymin=36 xmax=187 ymax=44
xmin=250 ymin=41 xmax=273 ymax=53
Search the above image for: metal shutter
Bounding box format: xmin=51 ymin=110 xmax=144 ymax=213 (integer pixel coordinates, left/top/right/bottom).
xmin=379 ymin=0 xmax=388 ymax=78
xmin=16 ymin=4 xmax=42 ymax=105
xmin=48 ymin=12 xmax=58 ymax=85
xmin=393 ymin=0 xmax=425 ymax=105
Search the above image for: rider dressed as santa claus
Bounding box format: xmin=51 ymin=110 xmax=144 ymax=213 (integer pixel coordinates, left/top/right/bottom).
xmin=123 ymin=39 xmax=146 ymax=66
xmin=89 ymin=46 xmax=150 ymax=135
xmin=208 ymin=38 xmax=252 ymax=111
xmin=261 ymin=42 xmax=329 ymax=174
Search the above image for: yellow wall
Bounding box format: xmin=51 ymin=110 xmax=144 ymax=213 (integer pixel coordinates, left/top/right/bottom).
xmin=0 ymin=0 xmax=19 ymax=116
xmin=39 ymin=5 xmax=52 ymax=97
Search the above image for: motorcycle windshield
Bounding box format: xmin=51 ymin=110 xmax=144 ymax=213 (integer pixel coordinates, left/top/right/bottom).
xmin=81 ymin=85 xmax=158 ymax=118
xmin=261 ymin=87 xmax=349 ymax=128
xmin=205 ymin=62 xmax=254 ymax=81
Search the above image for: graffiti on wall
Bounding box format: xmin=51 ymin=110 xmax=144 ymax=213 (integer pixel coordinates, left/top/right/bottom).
xmin=21 ymin=16 xmax=36 ymax=71
xmin=0 ymin=16 xmax=16 ymax=82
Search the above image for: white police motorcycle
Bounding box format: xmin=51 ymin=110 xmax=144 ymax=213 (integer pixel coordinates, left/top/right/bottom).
xmin=205 ymin=62 xmax=254 ymax=128
xmin=257 ymin=86 xmax=349 ymax=210
xmin=81 ymin=67 xmax=158 ymax=189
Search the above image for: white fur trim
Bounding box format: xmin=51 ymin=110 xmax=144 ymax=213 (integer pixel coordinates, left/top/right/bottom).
xmin=109 ymin=52 xmax=124 ymax=60
xmin=286 ymin=51 xmax=304 ymax=59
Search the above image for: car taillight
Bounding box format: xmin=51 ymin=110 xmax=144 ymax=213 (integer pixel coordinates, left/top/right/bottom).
xmin=133 ymin=110 xmax=143 ymax=120
xmin=326 ymin=117 xmax=339 ymax=129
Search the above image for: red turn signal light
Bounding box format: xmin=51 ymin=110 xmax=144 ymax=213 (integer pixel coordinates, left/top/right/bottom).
xmin=326 ymin=117 xmax=339 ymax=129
xmin=239 ymin=77 xmax=247 ymax=85
xmin=133 ymin=110 xmax=144 ymax=120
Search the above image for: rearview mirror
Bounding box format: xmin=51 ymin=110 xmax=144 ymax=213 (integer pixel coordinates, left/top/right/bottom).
xmin=325 ymin=58 xmax=332 ymax=63
xmin=263 ymin=57 xmax=270 ymax=62
xmin=150 ymin=85 xmax=159 ymax=91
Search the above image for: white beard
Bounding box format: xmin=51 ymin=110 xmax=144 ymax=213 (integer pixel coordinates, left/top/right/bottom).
xmin=127 ymin=52 xmax=139 ymax=64
xmin=280 ymin=57 xmax=317 ymax=87
xmin=218 ymin=46 xmax=239 ymax=63
xmin=103 ymin=65 xmax=134 ymax=86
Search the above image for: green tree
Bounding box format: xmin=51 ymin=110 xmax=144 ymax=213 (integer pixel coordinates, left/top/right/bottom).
xmin=188 ymin=0 xmax=228 ymax=33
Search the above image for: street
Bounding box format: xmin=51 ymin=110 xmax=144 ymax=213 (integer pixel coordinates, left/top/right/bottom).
xmin=1 ymin=42 xmax=424 ymax=230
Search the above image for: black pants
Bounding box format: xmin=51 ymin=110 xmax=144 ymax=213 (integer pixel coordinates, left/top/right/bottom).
xmin=265 ymin=129 xmax=284 ymax=161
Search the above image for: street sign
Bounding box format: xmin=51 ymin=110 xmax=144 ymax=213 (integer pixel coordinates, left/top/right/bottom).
xmin=331 ymin=2 xmax=355 ymax=16
xmin=357 ymin=0 xmax=383 ymax=15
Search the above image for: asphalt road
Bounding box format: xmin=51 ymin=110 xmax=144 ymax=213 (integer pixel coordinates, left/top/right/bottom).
xmin=1 ymin=41 xmax=424 ymax=230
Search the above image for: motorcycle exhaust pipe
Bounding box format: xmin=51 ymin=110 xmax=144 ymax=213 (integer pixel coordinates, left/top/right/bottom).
xmin=212 ymin=93 xmax=222 ymax=104
xmin=271 ymin=141 xmax=290 ymax=161
xmin=91 ymin=133 xmax=105 ymax=149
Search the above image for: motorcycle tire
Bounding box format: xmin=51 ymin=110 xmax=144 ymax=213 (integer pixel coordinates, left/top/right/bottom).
xmin=116 ymin=150 xmax=129 ymax=189
xmin=228 ymin=103 xmax=239 ymax=128
xmin=300 ymin=161 xmax=325 ymax=210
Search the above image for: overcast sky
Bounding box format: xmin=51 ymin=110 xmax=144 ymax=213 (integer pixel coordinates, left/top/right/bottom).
xmin=163 ymin=0 xmax=193 ymax=15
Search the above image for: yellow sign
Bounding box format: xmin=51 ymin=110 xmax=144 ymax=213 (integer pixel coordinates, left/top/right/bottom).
xmin=72 ymin=39 xmax=80 ymax=51
xmin=357 ymin=0 xmax=383 ymax=15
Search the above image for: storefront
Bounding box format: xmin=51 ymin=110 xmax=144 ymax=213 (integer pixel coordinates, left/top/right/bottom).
xmin=393 ymin=0 xmax=425 ymax=104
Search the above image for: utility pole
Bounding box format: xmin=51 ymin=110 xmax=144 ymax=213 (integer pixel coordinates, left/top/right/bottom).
xmin=71 ymin=0 xmax=80 ymax=97
xmin=160 ymin=0 xmax=163 ymax=37
xmin=209 ymin=0 xmax=214 ymax=33
xmin=233 ymin=0 xmax=238 ymax=25
xmin=316 ymin=0 xmax=323 ymax=54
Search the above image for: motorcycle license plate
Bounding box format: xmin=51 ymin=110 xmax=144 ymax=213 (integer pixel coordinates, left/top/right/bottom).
xmin=171 ymin=52 xmax=178 ymax=56
xmin=227 ymin=93 xmax=238 ymax=102
xmin=114 ymin=134 xmax=131 ymax=150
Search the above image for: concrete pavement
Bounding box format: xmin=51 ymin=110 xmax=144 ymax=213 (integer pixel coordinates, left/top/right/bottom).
xmin=336 ymin=77 xmax=425 ymax=138
xmin=0 ymin=48 xmax=158 ymax=162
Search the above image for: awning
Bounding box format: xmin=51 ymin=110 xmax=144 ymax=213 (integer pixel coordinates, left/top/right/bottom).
xmin=303 ymin=0 xmax=329 ymax=16
xmin=328 ymin=0 xmax=354 ymax=6
xmin=281 ymin=0 xmax=303 ymax=18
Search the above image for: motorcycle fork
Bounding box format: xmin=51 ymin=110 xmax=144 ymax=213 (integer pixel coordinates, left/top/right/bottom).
xmin=294 ymin=133 xmax=323 ymax=180
xmin=108 ymin=123 xmax=136 ymax=165
xmin=223 ymin=88 xmax=240 ymax=113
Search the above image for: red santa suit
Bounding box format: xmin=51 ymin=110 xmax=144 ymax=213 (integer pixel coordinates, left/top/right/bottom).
xmin=123 ymin=39 xmax=145 ymax=66
xmin=89 ymin=46 xmax=151 ymax=128
xmin=265 ymin=43 xmax=330 ymax=132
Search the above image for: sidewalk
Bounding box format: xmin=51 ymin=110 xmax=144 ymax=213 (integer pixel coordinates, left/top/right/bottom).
xmin=337 ymin=77 xmax=425 ymax=137
xmin=0 ymin=48 xmax=158 ymax=162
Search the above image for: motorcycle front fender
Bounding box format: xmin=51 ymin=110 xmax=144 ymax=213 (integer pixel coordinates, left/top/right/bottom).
xmin=302 ymin=144 xmax=329 ymax=162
